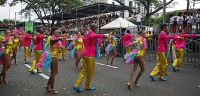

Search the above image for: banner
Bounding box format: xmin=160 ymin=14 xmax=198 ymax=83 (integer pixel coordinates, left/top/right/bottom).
xmin=0 ymin=31 xmax=5 ymax=36
xmin=25 ymin=22 xmax=34 ymax=33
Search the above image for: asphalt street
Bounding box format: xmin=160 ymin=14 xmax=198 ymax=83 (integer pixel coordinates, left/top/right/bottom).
xmin=0 ymin=47 xmax=200 ymax=96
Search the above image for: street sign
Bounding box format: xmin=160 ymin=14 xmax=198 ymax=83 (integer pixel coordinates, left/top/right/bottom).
xmin=0 ymin=31 xmax=5 ymax=36
xmin=25 ymin=22 xmax=34 ymax=33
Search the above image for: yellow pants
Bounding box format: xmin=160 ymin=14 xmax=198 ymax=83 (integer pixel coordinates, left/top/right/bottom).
xmin=29 ymin=50 xmax=42 ymax=72
xmin=150 ymin=52 xmax=168 ymax=78
xmin=125 ymin=46 xmax=131 ymax=54
xmin=59 ymin=46 xmax=66 ymax=59
xmin=173 ymin=48 xmax=184 ymax=70
xmin=74 ymin=56 xmax=95 ymax=89
xmin=24 ymin=46 xmax=30 ymax=62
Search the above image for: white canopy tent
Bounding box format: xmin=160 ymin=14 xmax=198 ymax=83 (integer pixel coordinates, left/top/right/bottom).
xmin=101 ymin=17 xmax=136 ymax=29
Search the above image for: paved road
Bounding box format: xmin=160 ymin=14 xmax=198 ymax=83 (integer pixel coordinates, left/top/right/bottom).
xmin=0 ymin=47 xmax=200 ymax=96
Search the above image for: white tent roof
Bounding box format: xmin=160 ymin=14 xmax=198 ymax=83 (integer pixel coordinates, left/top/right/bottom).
xmin=101 ymin=17 xmax=136 ymax=29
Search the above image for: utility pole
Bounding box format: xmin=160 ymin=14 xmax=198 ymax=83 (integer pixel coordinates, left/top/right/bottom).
xmin=187 ymin=0 xmax=189 ymax=13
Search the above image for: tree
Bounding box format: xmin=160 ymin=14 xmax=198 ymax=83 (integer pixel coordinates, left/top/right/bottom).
xmin=115 ymin=0 xmax=175 ymax=25
xmin=11 ymin=0 xmax=83 ymax=26
xmin=0 ymin=0 xmax=7 ymax=5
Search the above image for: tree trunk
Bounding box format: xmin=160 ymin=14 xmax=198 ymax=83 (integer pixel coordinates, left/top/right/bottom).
xmin=143 ymin=15 xmax=150 ymax=26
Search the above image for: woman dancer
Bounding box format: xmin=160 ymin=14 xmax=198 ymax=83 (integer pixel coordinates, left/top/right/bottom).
xmin=59 ymin=31 xmax=67 ymax=60
xmin=71 ymin=32 xmax=84 ymax=71
xmin=121 ymin=30 xmax=134 ymax=61
xmin=106 ymin=31 xmax=117 ymax=65
xmin=0 ymin=30 xmax=13 ymax=83
xmin=172 ymin=29 xmax=200 ymax=72
xmin=44 ymin=28 xmax=61 ymax=94
xmin=11 ymin=30 xmax=20 ymax=64
xmin=125 ymin=30 xmax=147 ymax=89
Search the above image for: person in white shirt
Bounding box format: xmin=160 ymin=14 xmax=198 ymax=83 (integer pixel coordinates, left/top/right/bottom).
xmin=195 ymin=9 xmax=200 ymax=33
xmin=187 ymin=12 xmax=193 ymax=33
xmin=177 ymin=12 xmax=183 ymax=31
xmin=135 ymin=13 xmax=142 ymax=31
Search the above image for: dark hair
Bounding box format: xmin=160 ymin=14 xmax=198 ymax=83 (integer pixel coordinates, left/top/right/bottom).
xmin=126 ymin=30 xmax=130 ymax=33
xmin=170 ymin=14 xmax=174 ymax=18
xmin=179 ymin=29 xmax=184 ymax=33
xmin=81 ymin=32 xmax=85 ymax=35
xmin=188 ymin=12 xmax=193 ymax=15
xmin=28 ymin=31 xmax=31 ymax=34
xmin=178 ymin=12 xmax=182 ymax=16
xmin=62 ymin=30 xmax=65 ymax=34
xmin=161 ymin=24 xmax=168 ymax=30
xmin=51 ymin=28 xmax=58 ymax=35
xmin=138 ymin=30 xmax=144 ymax=35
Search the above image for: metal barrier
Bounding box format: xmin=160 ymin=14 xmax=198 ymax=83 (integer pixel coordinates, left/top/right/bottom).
xmin=146 ymin=39 xmax=200 ymax=68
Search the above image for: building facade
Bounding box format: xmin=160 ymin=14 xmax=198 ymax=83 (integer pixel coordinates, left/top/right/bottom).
xmin=80 ymin=0 xmax=147 ymax=18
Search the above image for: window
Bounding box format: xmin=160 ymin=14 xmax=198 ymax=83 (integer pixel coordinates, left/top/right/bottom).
xmin=129 ymin=1 xmax=133 ymax=7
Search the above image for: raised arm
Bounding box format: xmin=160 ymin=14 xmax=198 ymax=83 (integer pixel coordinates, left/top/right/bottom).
xmin=50 ymin=37 xmax=62 ymax=45
xmin=179 ymin=34 xmax=199 ymax=38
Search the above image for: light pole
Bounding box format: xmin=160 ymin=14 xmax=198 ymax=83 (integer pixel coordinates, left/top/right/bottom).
xmin=163 ymin=0 xmax=166 ymax=24
xmin=15 ymin=12 xmax=16 ymax=29
xmin=8 ymin=3 xmax=11 ymax=30
xmin=98 ymin=0 xmax=100 ymax=33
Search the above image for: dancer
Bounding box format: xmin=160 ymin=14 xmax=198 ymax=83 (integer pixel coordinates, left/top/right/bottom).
xmin=44 ymin=28 xmax=61 ymax=94
xmin=73 ymin=23 xmax=107 ymax=92
xmin=121 ymin=30 xmax=134 ymax=61
xmin=172 ymin=29 xmax=200 ymax=72
xmin=29 ymin=34 xmax=34 ymax=56
xmin=125 ymin=30 xmax=147 ymax=89
xmin=149 ymin=24 xmax=182 ymax=81
xmin=106 ymin=31 xmax=117 ymax=65
xmin=59 ymin=31 xmax=67 ymax=60
xmin=23 ymin=31 xmax=32 ymax=64
xmin=29 ymin=28 xmax=45 ymax=74
xmin=11 ymin=30 xmax=20 ymax=64
xmin=36 ymin=28 xmax=62 ymax=94
xmin=0 ymin=30 xmax=13 ymax=83
xmin=71 ymin=32 xmax=84 ymax=71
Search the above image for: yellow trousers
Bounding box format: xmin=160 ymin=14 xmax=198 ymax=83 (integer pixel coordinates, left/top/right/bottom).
xmin=59 ymin=46 xmax=66 ymax=59
xmin=29 ymin=50 xmax=42 ymax=72
xmin=172 ymin=48 xmax=184 ymax=70
xmin=74 ymin=56 xmax=95 ymax=89
xmin=150 ymin=52 xmax=168 ymax=78
xmin=24 ymin=46 xmax=30 ymax=62
xmin=125 ymin=46 xmax=131 ymax=54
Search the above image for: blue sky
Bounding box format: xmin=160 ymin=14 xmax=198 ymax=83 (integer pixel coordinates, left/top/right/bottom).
xmin=0 ymin=0 xmax=200 ymax=21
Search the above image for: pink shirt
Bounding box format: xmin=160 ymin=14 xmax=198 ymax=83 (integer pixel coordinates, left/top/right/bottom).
xmin=61 ymin=35 xmax=67 ymax=46
xmin=34 ymin=34 xmax=44 ymax=50
xmin=174 ymin=34 xmax=198 ymax=49
xmin=156 ymin=31 xmax=177 ymax=52
xmin=23 ymin=34 xmax=32 ymax=47
xmin=82 ymin=30 xmax=104 ymax=57
xmin=121 ymin=33 xmax=134 ymax=46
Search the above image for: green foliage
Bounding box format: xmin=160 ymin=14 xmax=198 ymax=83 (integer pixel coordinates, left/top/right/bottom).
xmin=11 ymin=0 xmax=83 ymax=25
xmin=0 ymin=0 xmax=7 ymax=5
xmin=0 ymin=19 xmax=21 ymax=24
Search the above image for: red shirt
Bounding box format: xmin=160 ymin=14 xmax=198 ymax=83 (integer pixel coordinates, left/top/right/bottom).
xmin=34 ymin=34 xmax=44 ymax=50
